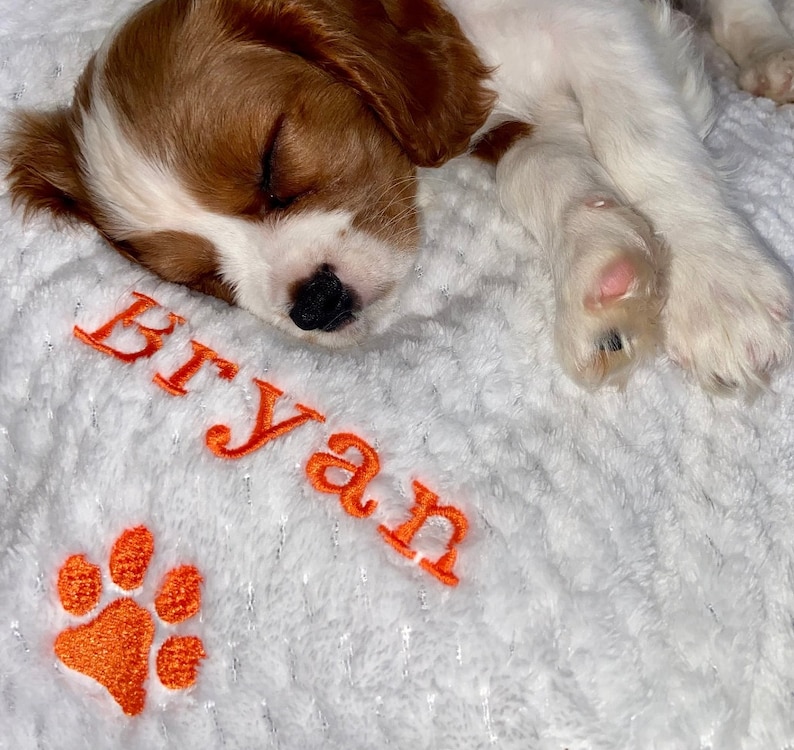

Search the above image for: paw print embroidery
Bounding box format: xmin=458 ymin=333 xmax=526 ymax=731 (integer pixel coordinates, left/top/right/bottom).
xmin=54 ymin=526 xmax=206 ymax=716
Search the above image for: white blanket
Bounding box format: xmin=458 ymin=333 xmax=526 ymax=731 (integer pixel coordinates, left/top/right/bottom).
xmin=3 ymin=2 xmax=794 ymax=747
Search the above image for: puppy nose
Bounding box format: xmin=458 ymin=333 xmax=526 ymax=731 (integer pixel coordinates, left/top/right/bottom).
xmin=290 ymin=265 xmax=356 ymax=332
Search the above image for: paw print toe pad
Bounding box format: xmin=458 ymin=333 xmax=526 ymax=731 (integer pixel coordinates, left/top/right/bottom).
xmin=109 ymin=526 xmax=154 ymax=590
xmin=157 ymin=636 xmax=207 ymax=689
xmin=57 ymin=555 xmax=102 ymax=616
xmin=155 ymin=565 xmax=202 ymax=624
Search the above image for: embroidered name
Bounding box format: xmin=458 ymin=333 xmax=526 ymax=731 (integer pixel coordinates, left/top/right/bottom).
xmin=74 ymin=292 xmax=469 ymax=586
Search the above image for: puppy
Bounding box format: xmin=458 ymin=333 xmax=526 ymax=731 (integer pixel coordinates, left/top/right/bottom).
xmin=4 ymin=0 xmax=794 ymax=393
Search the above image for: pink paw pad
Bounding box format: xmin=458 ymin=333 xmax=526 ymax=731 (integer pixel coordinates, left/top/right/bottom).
xmin=587 ymin=258 xmax=637 ymax=308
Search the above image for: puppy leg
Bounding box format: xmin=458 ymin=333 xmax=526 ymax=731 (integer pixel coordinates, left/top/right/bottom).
xmin=569 ymin=4 xmax=793 ymax=393
xmin=495 ymin=96 xmax=666 ymax=388
xmin=706 ymin=0 xmax=794 ymax=103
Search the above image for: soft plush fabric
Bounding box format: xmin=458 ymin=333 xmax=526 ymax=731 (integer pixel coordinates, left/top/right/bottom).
xmin=3 ymin=2 xmax=794 ymax=748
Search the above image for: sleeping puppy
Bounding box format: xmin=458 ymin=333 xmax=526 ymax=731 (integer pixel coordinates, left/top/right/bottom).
xmin=4 ymin=0 xmax=794 ymax=393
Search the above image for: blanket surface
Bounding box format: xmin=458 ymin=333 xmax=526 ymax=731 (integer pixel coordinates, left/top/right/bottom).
xmin=3 ymin=2 xmax=794 ymax=748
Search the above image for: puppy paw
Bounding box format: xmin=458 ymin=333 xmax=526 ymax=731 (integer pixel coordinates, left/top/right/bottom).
xmin=555 ymin=203 xmax=666 ymax=387
xmin=664 ymin=249 xmax=793 ymax=394
xmin=738 ymin=46 xmax=794 ymax=104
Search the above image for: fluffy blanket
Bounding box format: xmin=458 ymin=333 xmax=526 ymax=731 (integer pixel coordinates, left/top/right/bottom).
xmin=3 ymin=2 xmax=794 ymax=748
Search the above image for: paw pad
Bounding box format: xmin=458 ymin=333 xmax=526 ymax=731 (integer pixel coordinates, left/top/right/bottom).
xmin=54 ymin=526 xmax=206 ymax=716
xmin=590 ymin=257 xmax=639 ymax=306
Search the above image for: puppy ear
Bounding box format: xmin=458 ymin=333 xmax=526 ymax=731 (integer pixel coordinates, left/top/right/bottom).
xmin=236 ymin=0 xmax=495 ymax=167
xmin=3 ymin=108 xmax=89 ymax=224
xmin=330 ymin=0 xmax=496 ymax=167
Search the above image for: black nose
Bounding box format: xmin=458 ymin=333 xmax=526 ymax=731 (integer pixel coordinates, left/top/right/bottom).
xmin=289 ymin=266 xmax=356 ymax=332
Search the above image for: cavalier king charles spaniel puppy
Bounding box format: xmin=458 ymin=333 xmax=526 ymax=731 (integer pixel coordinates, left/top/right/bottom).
xmin=5 ymin=0 xmax=794 ymax=393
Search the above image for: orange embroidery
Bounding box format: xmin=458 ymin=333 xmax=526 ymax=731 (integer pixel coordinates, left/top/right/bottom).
xmin=378 ymin=482 xmax=468 ymax=587
xmin=73 ymin=292 xmax=184 ymax=363
xmin=206 ymin=378 xmax=325 ymax=459
xmin=54 ymin=527 xmax=206 ymax=715
xmin=155 ymin=565 xmax=202 ymax=624
xmin=153 ymin=340 xmax=238 ymax=396
xmin=306 ymin=433 xmax=381 ymax=518
xmin=156 ymin=636 xmax=207 ymax=690
xmin=74 ymin=293 xmax=473 ymax=586
xmin=109 ymin=526 xmax=154 ymax=590
xmin=55 ymin=598 xmax=154 ymax=716
xmin=57 ymin=555 xmax=102 ymax=616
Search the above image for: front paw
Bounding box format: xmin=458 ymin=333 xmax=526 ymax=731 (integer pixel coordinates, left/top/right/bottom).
xmin=664 ymin=254 xmax=793 ymax=394
xmin=738 ymin=47 xmax=794 ymax=104
xmin=555 ymin=204 xmax=666 ymax=388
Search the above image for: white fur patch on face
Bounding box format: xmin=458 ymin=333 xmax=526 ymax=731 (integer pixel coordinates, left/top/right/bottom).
xmin=77 ymin=90 xmax=413 ymax=344
xmin=78 ymin=97 xmax=194 ymax=233
xmin=219 ymin=209 xmax=413 ymax=344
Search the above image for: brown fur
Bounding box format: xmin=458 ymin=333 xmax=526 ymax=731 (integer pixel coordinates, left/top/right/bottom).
xmin=4 ymin=57 xmax=97 ymax=225
xmin=215 ymin=0 xmax=496 ymax=167
xmin=4 ymin=110 xmax=89 ymax=225
xmin=118 ymin=231 xmax=236 ymax=302
xmin=471 ymin=121 xmax=535 ymax=165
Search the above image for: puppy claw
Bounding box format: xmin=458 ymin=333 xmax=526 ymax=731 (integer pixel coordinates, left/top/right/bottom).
xmin=598 ymin=330 xmax=624 ymax=352
xmin=711 ymin=374 xmax=741 ymax=393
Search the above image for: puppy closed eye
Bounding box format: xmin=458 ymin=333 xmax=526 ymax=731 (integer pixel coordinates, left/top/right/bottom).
xmin=260 ymin=117 xmax=299 ymax=210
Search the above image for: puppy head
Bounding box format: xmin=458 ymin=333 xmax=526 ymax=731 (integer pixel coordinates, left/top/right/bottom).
xmin=4 ymin=0 xmax=494 ymax=343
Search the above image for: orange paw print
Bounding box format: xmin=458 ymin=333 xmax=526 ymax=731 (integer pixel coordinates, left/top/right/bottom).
xmin=54 ymin=526 xmax=206 ymax=716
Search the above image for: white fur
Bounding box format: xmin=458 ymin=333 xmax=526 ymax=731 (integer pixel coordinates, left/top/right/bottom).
xmin=446 ymin=0 xmax=793 ymax=391
xmin=708 ymin=0 xmax=794 ymax=69
xmin=708 ymin=0 xmax=794 ymax=103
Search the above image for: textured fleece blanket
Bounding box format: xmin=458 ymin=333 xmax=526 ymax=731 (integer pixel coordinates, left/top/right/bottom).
xmin=3 ymin=2 xmax=794 ymax=748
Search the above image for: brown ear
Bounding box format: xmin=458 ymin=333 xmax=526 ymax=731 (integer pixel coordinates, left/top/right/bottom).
xmin=3 ymin=108 xmax=89 ymax=224
xmin=229 ymin=0 xmax=495 ymax=167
